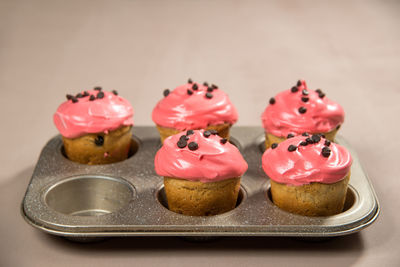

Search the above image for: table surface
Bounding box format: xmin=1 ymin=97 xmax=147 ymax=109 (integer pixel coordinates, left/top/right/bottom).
xmin=1 ymin=0 xmax=399 ymax=266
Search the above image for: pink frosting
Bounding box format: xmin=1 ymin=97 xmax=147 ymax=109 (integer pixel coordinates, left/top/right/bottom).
xmin=154 ymin=130 xmax=248 ymax=182
xmin=53 ymin=90 xmax=134 ymax=138
xmin=262 ymin=135 xmax=352 ymax=186
xmin=261 ymin=80 xmax=344 ymax=137
xmin=152 ymin=82 xmax=238 ymax=130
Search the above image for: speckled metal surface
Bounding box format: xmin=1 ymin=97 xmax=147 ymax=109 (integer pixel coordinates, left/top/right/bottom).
xmin=21 ymin=126 xmax=379 ymax=238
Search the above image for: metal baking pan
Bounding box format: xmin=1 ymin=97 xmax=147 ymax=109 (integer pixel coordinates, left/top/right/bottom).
xmin=21 ymin=126 xmax=379 ymax=239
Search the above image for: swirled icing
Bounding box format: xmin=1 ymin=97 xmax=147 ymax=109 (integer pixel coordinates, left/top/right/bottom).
xmin=152 ymin=82 xmax=238 ymax=130
xmin=261 ymin=80 xmax=344 ymax=137
xmin=154 ymin=130 xmax=248 ymax=182
xmin=262 ymin=135 xmax=352 ymax=186
xmin=53 ymin=90 xmax=134 ymax=138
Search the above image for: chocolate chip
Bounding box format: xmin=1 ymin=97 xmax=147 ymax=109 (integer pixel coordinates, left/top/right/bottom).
xmin=179 ymin=135 xmax=189 ymax=141
xmin=94 ymin=136 xmax=104 ymax=146
xmin=220 ymin=138 xmax=228 ymax=144
xmin=271 ymin=143 xmax=278 ymax=149
xmin=319 ymin=134 xmax=326 ymax=138
xmin=322 ymin=146 xmax=331 ymax=152
xmin=321 ymin=146 xmax=331 ymax=157
xmin=315 ymin=89 xmax=325 ymax=98
xmin=298 ymin=107 xmax=307 ymax=114
xmin=177 ymin=139 xmax=187 ymax=148
xmin=210 ymin=130 xmax=218 ymax=135
xmin=203 ymin=82 xmax=209 ymax=87
xmin=163 ymin=89 xmax=170 ymax=97
xmin=297 ymin=80 xmax=302 ymax=86
xmin=302 ymin=132 xmax=309 ymax=136
xmin=324 ymin=140 xmax=331 ymax=146
xmin=66 ymin=94 xmax=73 ymax=100
xmin=187 ymin=89 xmax=193 ymax=95
xmin=188 ymin=141 xmax=198 ymax=150
xmin=76 ymin=93 xmax=83 ymax=98
xmin=71 ymin=96 xmax=78 ymax=103
xmin=288 ymin=145 xmax=297 ymax=152
xmin=311 ymin=134 xmax=321 ymax=143
xmin=287 ymin=133 xmax=295 ymax=138
xmin=207 ymin=87 xmax=213 ymax=92
xmin=301 ymin=97 xmax=309 ymax=102
xmin=300 ymin=141 xmax=308 ymax=146
xmin=211 ymin=84 xmax=218 ymax=89
xmin=94 ymin=86 xmax=102 ymax=91
xmin=97 ymin=91 xmax=104 ymax=99
xmin=112 ymin=90 xmax=118 ymax=95
xmin=83 ymin=91 xmax=89 ymax=97
xmin=269 ymin=97 xmax=276 ymax=104
xmin=186 ymin=130 xmax=194 ymax=136
xmin=336 ymin=125 xmax=341 ymax=130
xmin=89 ymin=95 xmax=95 ymax=101
xmin=306 ymin=137 xmax=313 ymax=144
xmin=203 ymin=131 xmax=211 ymax=138
xmin=188 ymin=78 xmax=193 ymax=84
xmin=192 ymin=84 xmax=198 ymax=90
xmin=205 ymin=92 xmax=213 ymax=99
xmin=291 ymin=86 xmax=299 ymax=93
xmin=302 ymin=89 xmax=309 ymax=96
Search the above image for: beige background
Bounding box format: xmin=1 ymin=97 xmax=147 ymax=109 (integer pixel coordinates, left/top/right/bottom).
xmin=1 ymin=0 xmax=399 ymax=266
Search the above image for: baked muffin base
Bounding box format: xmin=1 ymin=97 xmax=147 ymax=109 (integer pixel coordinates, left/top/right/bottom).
xmin=156 ymin=123 xmax=231 ymax=143
xmin=164 ymin=177 xmax=241 ymax=216
xmin=264 ymin=127 xmax=340 ymax=149
xmin=62 ymin=126 xmax=132 ymax=165
xmin=270 ymin=173 xmax=350 ymax=216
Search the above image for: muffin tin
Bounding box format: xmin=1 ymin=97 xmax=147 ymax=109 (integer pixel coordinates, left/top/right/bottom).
xmin=21 ymin=126 xmax=379 ymax=240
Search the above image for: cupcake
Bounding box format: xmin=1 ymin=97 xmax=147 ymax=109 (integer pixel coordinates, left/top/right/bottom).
xmin=262 ymin=134 xmax=352 ymax=216
xmin=155 ymin=129 xmax=248 ymax=216
xmin=261 ymin=80 xmax=344 ymax=149
xmin=53 ymin=87 xmax=134 ymax=164
xmin=152 ymin=79 xmax=238 ymax=142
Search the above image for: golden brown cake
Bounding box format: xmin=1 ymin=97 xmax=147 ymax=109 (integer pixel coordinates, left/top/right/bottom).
xmin=62 ymin=125 xmax=132 ymax=165
xmin=164 ymin=177 xmax=241 ymax=216
xmin=270 ymin=174 xmax=350 ymax=216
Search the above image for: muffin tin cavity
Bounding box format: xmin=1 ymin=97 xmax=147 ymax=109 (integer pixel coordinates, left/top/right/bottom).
xmin=44 ymin=175 xmax=135 ymax=216
xmin=21 ymin=126 xmax=379 ymax=238
xmin=128 ymin=137 xmax=140 ymax=158
xmin=156 ymin=184 xmax=247 ymax=216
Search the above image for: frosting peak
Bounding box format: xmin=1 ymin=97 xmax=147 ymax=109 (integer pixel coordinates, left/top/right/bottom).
xmin=54 ymin=89 xmax=134 ymax=138
xmin=154 ymin=130 xmax=248 ymax=182
xmin=261 ymin=80 xmax=344 ymax=137
xmin=152 ymin=81 xmax=238 ymax=130
xmin=262 ymin=135 xmax=352 ymax=186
